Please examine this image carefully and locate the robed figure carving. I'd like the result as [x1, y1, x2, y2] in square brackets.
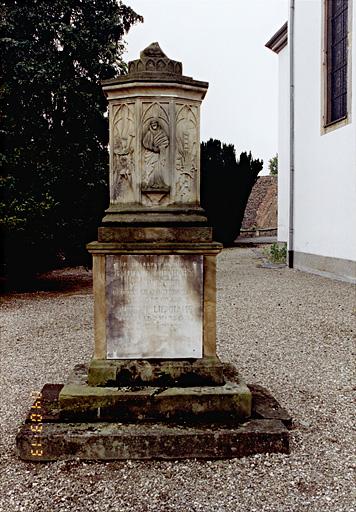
[142, 119, 169, 189]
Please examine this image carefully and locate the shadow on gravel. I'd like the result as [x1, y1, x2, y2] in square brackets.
[0, 267, 93, 296]
[234, 242, 259, 248]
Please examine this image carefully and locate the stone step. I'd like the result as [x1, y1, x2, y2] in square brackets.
[18, 380, 291, 461]
[58, 380, 252, 422]
[16, 419, 289, 462]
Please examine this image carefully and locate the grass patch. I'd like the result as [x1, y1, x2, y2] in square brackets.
[263, 243, 287, 264]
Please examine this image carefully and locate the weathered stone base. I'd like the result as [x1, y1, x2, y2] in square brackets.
[59, 381, 252, 423]
[17, 419, 289, 462]
[88, 357, 225, 387]
[60, 363, 251, 422]
[16, 377, 292, 462]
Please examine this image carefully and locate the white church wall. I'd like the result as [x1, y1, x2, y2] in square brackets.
[293, 0, 356, 279]
[277, 44, 290, 243]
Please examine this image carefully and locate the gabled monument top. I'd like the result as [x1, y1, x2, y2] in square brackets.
[102, 42, 208, 88]
[130, 41, 183, 76]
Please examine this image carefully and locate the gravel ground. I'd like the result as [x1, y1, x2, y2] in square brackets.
[0, 248, 355, 512]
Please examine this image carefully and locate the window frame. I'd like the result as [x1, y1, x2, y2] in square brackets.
[321, 0, 353, 134]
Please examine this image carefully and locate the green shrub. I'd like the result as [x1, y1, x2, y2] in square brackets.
[266, 243, 287, 264]
[268, 154, 278, 176]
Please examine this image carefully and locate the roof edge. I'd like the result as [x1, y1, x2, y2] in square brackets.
[265, 22, 288, 54]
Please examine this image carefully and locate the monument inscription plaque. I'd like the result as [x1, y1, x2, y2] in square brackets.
[106, 255, 203, 359]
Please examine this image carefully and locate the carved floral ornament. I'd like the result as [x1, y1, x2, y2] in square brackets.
[175, 104, 198, 202]
[112, 103, 135, 203]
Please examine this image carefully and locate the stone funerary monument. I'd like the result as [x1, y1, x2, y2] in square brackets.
[17, 43, 290, 460]
[90, 41, 220, 365]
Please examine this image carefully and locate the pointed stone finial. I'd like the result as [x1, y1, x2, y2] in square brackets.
[140, 42, 168, 59]
[128, 42, 183, 76]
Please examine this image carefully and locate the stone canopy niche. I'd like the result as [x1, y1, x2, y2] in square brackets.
[102, 42, 209, 224]
[16, 43, 291, 462]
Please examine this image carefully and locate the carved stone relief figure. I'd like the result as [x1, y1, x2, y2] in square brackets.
[175, 104, 198, 203]
[112, 103, 135, 203]
[141, 103, 170, 194]
[142, 119, 169, 189]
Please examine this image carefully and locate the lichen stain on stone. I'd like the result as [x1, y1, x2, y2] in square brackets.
[180, 254, 203, 323]
[105, 254, 203, 359]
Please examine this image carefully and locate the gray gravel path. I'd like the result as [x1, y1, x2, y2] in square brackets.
[0, 248, 355, 512]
